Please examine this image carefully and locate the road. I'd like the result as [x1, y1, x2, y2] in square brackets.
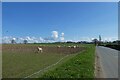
[96, 46, 118, 78]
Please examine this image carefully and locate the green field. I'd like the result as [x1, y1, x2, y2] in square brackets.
[2, 43, 95, 78]
[40, 44, 95, 78]
[3, 52, 66, 78]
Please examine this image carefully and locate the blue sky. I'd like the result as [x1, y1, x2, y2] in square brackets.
[2, 2, 118, 43]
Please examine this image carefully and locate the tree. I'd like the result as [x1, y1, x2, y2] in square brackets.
[92, 39, 98, 46]
[11, 39, 16, 44]
[98, 35, 102, 45]
[23, 40, 28, 44]
[99, 35, 101, 42]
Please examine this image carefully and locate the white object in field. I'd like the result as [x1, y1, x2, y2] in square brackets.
[37, 47, 43, 53]
[68, 46, 71, 48]
[73, 46, 76, 48]
[57, 45, 61, 48]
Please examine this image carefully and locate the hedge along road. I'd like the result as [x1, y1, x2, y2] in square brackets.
[96, 46, 118, 78]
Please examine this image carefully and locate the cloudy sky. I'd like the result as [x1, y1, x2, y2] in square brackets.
[2, 2, 118, 43]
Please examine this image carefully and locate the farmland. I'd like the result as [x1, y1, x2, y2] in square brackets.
[2, 43, 95, 78]
[40, 44, 95, 78]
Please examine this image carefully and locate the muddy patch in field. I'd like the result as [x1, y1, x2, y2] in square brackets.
[2, 44, 85, 54]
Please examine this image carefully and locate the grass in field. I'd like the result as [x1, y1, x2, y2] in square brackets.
[2, 43, 95, 78]
[29, 53, 79, 78]
[2, 43, 82, 78]
[2, 52, 66, 78]
[40, 44, 95, 78]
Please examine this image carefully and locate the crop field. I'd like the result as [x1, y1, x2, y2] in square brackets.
[2, 43, 85, 78]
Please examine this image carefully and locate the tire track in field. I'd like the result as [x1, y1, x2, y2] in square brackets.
[22, 54, 69, 79]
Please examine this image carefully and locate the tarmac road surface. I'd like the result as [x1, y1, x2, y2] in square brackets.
[96, 46, 118, 78]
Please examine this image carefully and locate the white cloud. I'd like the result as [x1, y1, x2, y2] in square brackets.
[2, 36, 36, 43]
[79, 37, 118, 42]
[2, 31, 66, 43]
[60, 37, 64, 41]
[24, 36, 39, 43]
[2, 36, 12, 43]
[39, 37, 45, 43]
[61, 32, 64, 37]
[12, 38, 16, 40]
[26, 36, 32, 41]
[51, 31, 58, 40]
[65, 39, 73, 42]
[2, 35, 118, 44]
[60, 32, 65, 41]
[16, 37, 23, 43]
[80, 37, 92, 42]
[19, 38, 24, 40]
[102, 37, 118, 42]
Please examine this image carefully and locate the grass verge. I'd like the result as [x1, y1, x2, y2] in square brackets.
[40, 44, 95, 78]
[29, 53, 79, 78]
